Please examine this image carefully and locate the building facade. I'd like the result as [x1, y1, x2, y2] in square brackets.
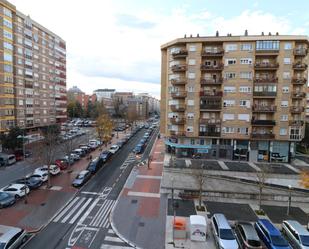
[93, 88, 115, 101]
[0, 0, 66, 132]
[161, 34, 309, 162]
[67, 86, 96, 109]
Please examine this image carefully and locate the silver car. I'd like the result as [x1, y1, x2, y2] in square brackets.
[282, 220, 309, 249]
[0, 225, 27, 249]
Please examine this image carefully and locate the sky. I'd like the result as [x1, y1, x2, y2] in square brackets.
[9, 0, 309, 99]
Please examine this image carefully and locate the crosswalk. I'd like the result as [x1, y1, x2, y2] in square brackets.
[53, 197, 115, 228]
[120, 153, 136, 170]
[100, 228, 132, 249]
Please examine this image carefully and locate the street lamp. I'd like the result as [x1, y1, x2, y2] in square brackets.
[287, 185, 292, 215]
[17, 133, 28, 204]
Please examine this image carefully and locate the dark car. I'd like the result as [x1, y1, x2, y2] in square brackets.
[72, 170, 91, 187]
[15, 177, 43, 190]
[133, 143, 145, 154]
[117, 141, 125, 148]
[0, 192, 16, 208]
[235, 221, 263, 249]
[140, 138, 147, 145]
[87, 157, 103, 174]
[99, 151, 112, 162]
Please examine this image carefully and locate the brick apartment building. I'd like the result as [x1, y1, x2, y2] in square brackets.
[67, 86, 96, 109]
[160, 33, 308, 162]
[0, 0, 66, 132]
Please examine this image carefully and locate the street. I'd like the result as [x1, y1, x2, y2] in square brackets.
[23, 127, 158, 249]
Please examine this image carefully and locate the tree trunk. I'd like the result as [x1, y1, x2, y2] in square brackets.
[259, 184, 262, 211]
[47, 164, 51, 188]
[199, 184, 202, 208]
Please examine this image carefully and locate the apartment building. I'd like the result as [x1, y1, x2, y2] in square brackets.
[0, 0, 66, 132]
[67, 86, 96, 109]
[161, 33, 309, 162]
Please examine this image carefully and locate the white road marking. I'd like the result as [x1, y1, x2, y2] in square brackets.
[136, 175, 162, 179]
[69, 198, 93, 224]
[104, 236, 124, 243]
[81, 191, 99, 195]
[62, 197, 86, 223]
[94, 200, 114, 227]
[99, 201, 115, 228]
[78, 198, 100, 224]
[127, 191, 160, 198]
[53, 197, 80, 222]
[90, 200, 112, 227]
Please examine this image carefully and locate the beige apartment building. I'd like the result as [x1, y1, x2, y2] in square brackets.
[0, 0, 66, 132]
[160, 33, 308, 162]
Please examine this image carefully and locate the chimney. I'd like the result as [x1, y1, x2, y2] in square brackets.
[216, 30, 219, 37]
[197, 33, 199, 37]
[268, 32, 271, 35]
[244, 30, 248, 36]
[261, 32, 264, 36]
[184, 34, 186, 38]
[276, 32, 279, 35]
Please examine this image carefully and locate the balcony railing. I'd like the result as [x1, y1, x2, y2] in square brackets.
[252, 105, 277, 112]
[171, 78, 187, 85]
[200, 103, 222, 110]
[292, 77, 307, 85]
[291, 92, 306, 99]
[170, 130, 185, 136]
[254, 62, 279, 70]
[255, 49, 279, 54]
[199, 119, 221, 125]
[253, 77, 278, 83]
[200, 78, 223, 85]
[294, 48, 307, 56]
[251, 133, 275, 139]
[293, 62, 308, 70]
[169, 117, 185, 125]
[201, 49, 224, 57]
[171, 91, 187, 98]
[200, 91, 223, 97]
[200, 63, 224, 71]
[199, 131, 221, 137]
[251, 119, 276, 126]
[171, 49, 188, 58]
[170, 105, 185, 112]
[171, 65, 187, 72]
[290, 106, 305, 113]
[253, 91, 277, 97]
[289, 120, 304, 126]
[290, 134, 303, 141]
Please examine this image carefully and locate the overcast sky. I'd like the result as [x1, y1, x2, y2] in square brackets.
[10, 0, 309, 99]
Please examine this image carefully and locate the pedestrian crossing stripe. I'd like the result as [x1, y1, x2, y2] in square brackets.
[100, 229, 132, 248]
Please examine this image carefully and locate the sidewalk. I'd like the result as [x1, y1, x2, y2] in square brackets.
[111, 137, 167, 249]
[0, 131, 127, 232]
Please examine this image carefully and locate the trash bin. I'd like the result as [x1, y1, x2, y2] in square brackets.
[173, 217, 186, 239]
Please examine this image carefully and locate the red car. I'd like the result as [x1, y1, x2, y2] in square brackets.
[55, 159, 69, 170]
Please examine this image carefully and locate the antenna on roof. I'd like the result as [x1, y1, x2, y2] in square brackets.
[261, 32, 264, 36]
[276, 32, 279, 35]
[190, 34, 192, 38]
[245, 30, 248, 36]
[269, 32, 272, 35]
[216, 30, 219, 37]
[197, 33, 199, 37]
[184, 34, 186, 38]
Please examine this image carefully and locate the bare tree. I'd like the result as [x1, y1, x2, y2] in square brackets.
[256, 166, 269, 212]
[193, 163, 207, 210]
[60, 130, 78, 166]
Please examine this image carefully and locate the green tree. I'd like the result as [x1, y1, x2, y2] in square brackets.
[67, 100, 84, 118]
[96, 114, 113, 145]
[0, 127, 24, 152]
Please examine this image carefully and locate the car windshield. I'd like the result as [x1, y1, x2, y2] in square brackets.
[76, 175, 84, 180]
[300, 235, 309, 246]
[0, 192, 9, 198]
[271, 235, 289, 247]
[220, 229, 235, 240]
[0, 242, 6, 249]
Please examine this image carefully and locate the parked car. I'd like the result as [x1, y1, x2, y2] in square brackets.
[0, 192, 16, 208]
[30, 171, 48, 182]
[87, 157, 103, 174]
[79, 144, 91, 153]
[15, 177, 42, 190]
[117, 141, 125, 148]
[13, 150, 32, 161]
[70, 153, 80, 161]
[255, 219, 291, 249]
[0, 225, 28, 249]
[282, 220, 309, 249]
[34, 165, 60, 176]
[235, 221, 263, 249]
[133, 143, 145, 154]
[0, 184, 30, 199]
[72, 170, 91, 187]
[99, 151, 112, 162]
[7, 154, 16, 165]
[72, 148, 86, 157]
[211, 213, 239, 249]
[109, 145, 120, 154]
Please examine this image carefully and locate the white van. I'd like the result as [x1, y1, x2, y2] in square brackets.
[7, 155, 16, 165]
[0, 224, 28, 249]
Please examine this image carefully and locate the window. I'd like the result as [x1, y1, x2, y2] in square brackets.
[187, 113, 194, 119]
[239, 86, 251, 93]
[239, 100, 250, 107]
[240, 58, 252, 64]
[280, 128, 287, 135]
[187, 126, 193, 132]
[223, 114, 235, 121]
[187, 100, 194, 106]
[240, 72, 252, 79]
[284, 58, 291, 64]
[281, 101, 288, 107]
[3, 18, 12, 29]
[19, 100, 23, 106]
[223, 100, 235, 107]
[4, 64, 13, 73]
[238, 114, 250, 121]
[170, 47, 180, 54]
[241, 43, 253, 51]
[3, 53, 12, 62]
[283, 72, 291, 79]
[188, 86, 194, 92]
[17, 48, 23, 54]
[3, 30, 13, 40]
[225, 58, 236, 65]
[224, 72, 236, 79]
[222, 127, 235, 133]
[224, 86, 236, 93]
[256, 40, 280, 50]
[281, 115, 288, 121]
[189, 45, 196, 52]
[238, 127, 249, 135]
[3, 42, 13, 50]
[282, 86, 289, 93]
[284, 43, 292, 50]
[225, 44, 237, 52]
[17, 58, 23, 64]
[188, 59, 196, 65]
[188, 72, 195, 79]
[3, 8, 12, 18]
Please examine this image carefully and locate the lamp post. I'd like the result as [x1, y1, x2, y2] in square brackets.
[17, 133, 28, 204]
[171, 176, 175, 246]
[287, 185, 292, 215]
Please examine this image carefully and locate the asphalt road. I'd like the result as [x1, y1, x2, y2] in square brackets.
[24, 127, 158, 249]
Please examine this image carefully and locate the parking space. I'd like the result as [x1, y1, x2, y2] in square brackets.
[261, 205, 309, 225]
[255, 163, 298, 174]
[205, 201, 258, 222]
[224, 161, 256, 172]
[167, 199, 196, 217]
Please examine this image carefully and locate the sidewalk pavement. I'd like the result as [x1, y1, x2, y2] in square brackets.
[111, 137, 167, 249]
[0, 130, 128, 232]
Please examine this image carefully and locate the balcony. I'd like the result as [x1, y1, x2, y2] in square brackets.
[171, 78, 187, 85]
[252, 105, 277, 112]
[200, 91, 223, 98]
[294, 48, 307, 56]
[254, 62, 279, 70]
[289, 120, 304, 126]
[293, 62, 308, 70]
[291, 92, 306, 99]
[290, 106, 305, 113]
[170, 105, 185, 112]
[171, 91, 187, 99]
[25, 83, 33, 88]
[253, 91, 277, 97]
[200, 78, 223, 85]
[253, 77, 278, 83]
[169, 117, 185, 125]
[292, 77, 307, 85]
[171, 65, 187, 72]
[290, 134, 303, 141]
[255, 49, 279, 55]
[170, 130, 185, 136]
[199, 131, 221, 137]
[200, 63, 224, 71]
[171, 49, 188, 58]
[199, 119, 221, 125]
[251, 119, 276, 126]
[251, 133, 275, 139]
[201, 49, 224, 57]
[200, 103, 222, 111]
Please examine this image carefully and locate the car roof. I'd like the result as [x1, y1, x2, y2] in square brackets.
[284, 220, 309, 236]
[237, 222, 260, 240]
[258, 219, 280, 236]
[0, 225, 23, 243]
[213, 213, 230, 229]
[6, 183, 24, 188]
[79, 170, 89, 175]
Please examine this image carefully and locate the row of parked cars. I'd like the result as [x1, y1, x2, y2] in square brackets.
[133, 124, 156, 154]
[211, 213, 309, 249]
[59, 128, 86, 141]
